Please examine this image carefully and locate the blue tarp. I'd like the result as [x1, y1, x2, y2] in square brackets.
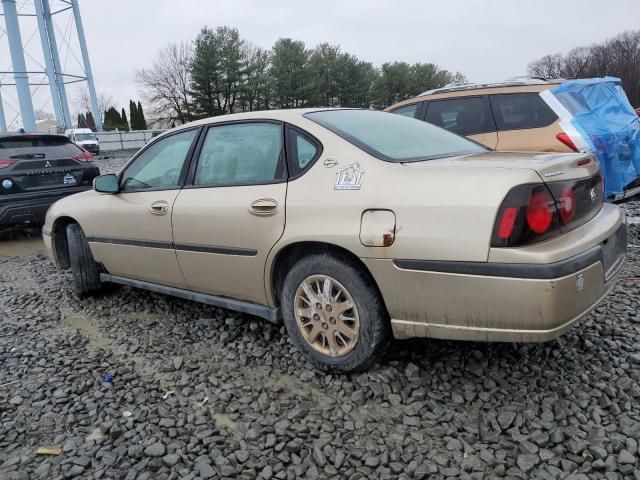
[550, 77, 640, 197]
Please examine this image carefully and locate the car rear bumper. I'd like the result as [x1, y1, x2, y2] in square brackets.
[363, 216, 627, 343]
[0, 187, 90, 227]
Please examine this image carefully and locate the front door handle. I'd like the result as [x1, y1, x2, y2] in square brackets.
[249, 198, 278, 216]
[149, 200, 169, 215]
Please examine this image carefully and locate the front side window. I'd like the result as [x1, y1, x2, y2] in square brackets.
[390, 103, 420, 118]
[194, 123, 285, 186]
[120, 129, 197, 191]
[306, 109, 485, 162]
[425, 97, 495, 136]
[490, 93, 558, 131]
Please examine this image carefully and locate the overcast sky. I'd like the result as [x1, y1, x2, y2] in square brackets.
[2, 0, 640, 126]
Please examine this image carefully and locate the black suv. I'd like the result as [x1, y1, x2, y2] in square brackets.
[0, 133, 100, 228]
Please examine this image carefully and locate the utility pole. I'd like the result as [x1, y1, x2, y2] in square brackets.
[2, 0, 36, 131]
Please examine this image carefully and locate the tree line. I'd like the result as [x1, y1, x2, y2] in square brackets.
[528, 30, 640, 107]
[136, 26, 466, 124]
[77, 100, 148, 131]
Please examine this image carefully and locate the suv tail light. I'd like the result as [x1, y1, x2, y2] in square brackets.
[0, 159, 15, 169]
[556, 133, 579, 152]
[492, 174, 604, 247]
[73, 149, 93, 162]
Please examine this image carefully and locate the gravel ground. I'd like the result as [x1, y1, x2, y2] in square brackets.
[0, 156, 639, 479]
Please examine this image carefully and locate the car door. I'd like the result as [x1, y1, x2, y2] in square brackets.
[172, 121, 287, 305]
[423, 96, 498, 149]
[87, 128, 199, 288]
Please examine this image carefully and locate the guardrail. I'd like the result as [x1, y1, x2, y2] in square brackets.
[95, 129, 167, 152]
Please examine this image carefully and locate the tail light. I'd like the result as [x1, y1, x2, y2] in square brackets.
[556, 133, 579, 152]
[73, 149, 93, 162]
[492, 174, 603, 247]
[0, 159, 15, 169]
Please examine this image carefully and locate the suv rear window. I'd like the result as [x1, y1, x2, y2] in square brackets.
[490, 93, 558, 131]
[305, 109, 486, 162]
[0, 135, 83, 158]
[425, 96, 495, 136]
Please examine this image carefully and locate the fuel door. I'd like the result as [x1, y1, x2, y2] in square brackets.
[360, 209, 396, 247]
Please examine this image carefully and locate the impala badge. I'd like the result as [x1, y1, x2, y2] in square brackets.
[589, 188, 596, 201]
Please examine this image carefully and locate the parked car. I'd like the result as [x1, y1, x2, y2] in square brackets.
[65, 128, 100, 155]
[0, 132, 98, 228]
[386, 77, 640, 200]
[43, 109, 626, 372]
[386, 78, 569, 152]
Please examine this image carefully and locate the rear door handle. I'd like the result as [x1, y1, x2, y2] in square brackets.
[149, 200, 169, 215]
[249, 198, 278, 216]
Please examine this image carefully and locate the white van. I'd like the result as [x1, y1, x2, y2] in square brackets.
[65, 128, 100, 155]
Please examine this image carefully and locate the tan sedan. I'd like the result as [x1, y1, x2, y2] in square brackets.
[42, 109, 627, 372]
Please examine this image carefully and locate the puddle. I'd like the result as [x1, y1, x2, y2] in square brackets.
[0, 236, 44, 257]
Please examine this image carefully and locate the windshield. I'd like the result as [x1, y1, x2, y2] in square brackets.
[75, 133, 96, 141]
[305, 109, 486, 162]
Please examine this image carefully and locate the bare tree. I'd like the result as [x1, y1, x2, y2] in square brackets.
[136, 41, 193, 124]
[74, 88, 114, 121]
[528, 30, 640, 106]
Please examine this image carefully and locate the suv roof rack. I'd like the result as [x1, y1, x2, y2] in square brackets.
[418, 76, 563, 97]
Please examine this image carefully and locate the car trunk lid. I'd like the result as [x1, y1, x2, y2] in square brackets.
[411, 151, 599, 182]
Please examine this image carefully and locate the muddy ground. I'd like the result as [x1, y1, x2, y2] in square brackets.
[0, 156, 639, 479]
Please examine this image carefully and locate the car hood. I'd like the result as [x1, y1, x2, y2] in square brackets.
[405, 151, 599, 182]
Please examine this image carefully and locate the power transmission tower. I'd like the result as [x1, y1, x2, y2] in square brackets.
[0, 0, 102, 133]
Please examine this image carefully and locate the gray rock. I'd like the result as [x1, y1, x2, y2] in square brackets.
[516, 453, 539, 473]
[162, 454, 180, 467]
[497, 410, 517, 430]
[144, 442, 166, 457]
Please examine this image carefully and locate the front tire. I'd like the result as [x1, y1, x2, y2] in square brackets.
[66, 223, 102, 298]
[281, 253, 390, 373]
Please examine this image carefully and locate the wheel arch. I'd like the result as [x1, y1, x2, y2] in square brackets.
[268, 241, 388, 312]
[51, 215, 79, 269]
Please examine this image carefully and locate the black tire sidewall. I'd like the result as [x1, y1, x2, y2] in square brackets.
[281, 254, 388, 373]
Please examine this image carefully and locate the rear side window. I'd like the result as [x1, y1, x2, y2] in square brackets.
[286, 127, 321, 177]
[490, 93, 558, 131]
[390, 103, 420, 118]
[425, 97, 495, 136]
[194, 122, 285, 186]
[0, 135, 82, 158]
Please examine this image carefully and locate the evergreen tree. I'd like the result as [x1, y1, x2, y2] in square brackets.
[77, 113, 87, 128]
[86, 111, 96, 131]
[129, 100, 138, 129]
[121, 108, 129, 131]
[190, 26, 246, 117]
[270, 38, 310, 108]
[137, 101, 147, 129]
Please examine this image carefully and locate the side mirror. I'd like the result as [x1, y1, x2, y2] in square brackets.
[94, 174, 119, 193]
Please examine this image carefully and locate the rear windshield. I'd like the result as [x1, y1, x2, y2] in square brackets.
[0, 135, 82, 158]
[305, 109, 486, 162]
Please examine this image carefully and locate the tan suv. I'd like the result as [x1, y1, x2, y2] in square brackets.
[43, 109, 626, 372]
[385, 78, 580, 153]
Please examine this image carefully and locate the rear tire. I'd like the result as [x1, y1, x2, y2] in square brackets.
[281, 253, 390, 373]
[66, 223, 102, 298]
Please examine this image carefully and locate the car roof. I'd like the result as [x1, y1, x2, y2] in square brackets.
[0, 132, 67, 139]
[417, 77, 563, 97]
[160, 107, 361, 138]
